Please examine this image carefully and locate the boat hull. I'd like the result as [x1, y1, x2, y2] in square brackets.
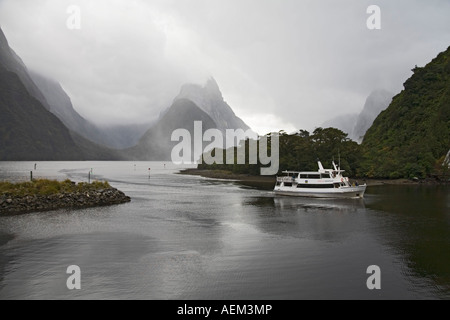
[274, 185, 367, 199]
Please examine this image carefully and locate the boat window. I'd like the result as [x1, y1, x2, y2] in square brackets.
[307, 174, 321, 179]
[297, 184, 334, 189]
[283, 182, 293, 187]
[300, 174, 307, 179]
[320, 173, 330, 179]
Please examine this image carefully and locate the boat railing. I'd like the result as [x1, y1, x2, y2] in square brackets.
[277, 176, 294, 182]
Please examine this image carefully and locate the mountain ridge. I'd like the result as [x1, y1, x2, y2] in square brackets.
[0, 27, 122, 160]
[126, 98, 218, 161]
[361, 46, 450, 178]
[0, 64, 82, 160]
[322, 89, 394, 143]
[174, 78, 251, 133]
[29, 70, 151, 149]
[352, 89, 394, 143]
[0, 28, 49, 109]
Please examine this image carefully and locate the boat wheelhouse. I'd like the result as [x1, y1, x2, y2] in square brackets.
[274, 161, 367, 198]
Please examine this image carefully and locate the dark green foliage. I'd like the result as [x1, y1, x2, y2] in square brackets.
[361, 46, 450, 179]
[200, 47, 450, 179]
[198, 128, 361, 176]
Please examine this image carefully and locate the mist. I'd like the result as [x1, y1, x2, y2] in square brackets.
[0, 0, 449, 134]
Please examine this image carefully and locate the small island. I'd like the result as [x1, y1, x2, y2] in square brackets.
[0, 179, 131, 216]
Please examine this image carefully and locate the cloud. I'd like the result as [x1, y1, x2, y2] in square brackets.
[0, 0, 449, 134]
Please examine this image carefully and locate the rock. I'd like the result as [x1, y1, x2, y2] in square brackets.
[1, 186, 130, 215]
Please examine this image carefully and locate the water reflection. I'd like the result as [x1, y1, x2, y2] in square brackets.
[0, 232, 160, 299]
[366, 185, 450, 298]
[239, 195, 368, 243]
[0, 232, 15, 290]
[1, 161, 449, 299]
[272, 196, 365, 212]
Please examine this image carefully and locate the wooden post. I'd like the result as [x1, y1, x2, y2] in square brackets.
[88, 171, 91, 184]
[30, 171, 33, 181]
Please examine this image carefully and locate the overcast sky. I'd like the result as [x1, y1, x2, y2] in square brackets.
[0, 0, 449, 134]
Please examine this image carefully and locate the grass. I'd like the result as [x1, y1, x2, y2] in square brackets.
[0, 179, 111, 197]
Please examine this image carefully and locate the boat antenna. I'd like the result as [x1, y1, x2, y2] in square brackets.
[338, 149, 341, 170]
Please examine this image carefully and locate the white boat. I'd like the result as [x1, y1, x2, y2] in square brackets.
[274, 161, 367, 198]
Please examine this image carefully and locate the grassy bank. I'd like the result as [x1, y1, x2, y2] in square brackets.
[0, 179, 130, 216]
[0, 179, 111, 196]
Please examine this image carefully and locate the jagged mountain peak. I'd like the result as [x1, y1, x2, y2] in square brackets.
[177, 77, 224, 114]
[204, 77, 221, 95]
[175, 78, 250, 132]
[179, 77, 222, 98]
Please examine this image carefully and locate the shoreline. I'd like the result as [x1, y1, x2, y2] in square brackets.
[178, 169, 442, 187]
[0, 182, 131, 216]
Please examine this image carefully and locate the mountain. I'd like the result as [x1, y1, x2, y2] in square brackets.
[351, 90, 394, 143]
[0, 64, 82, 160]
[126, 99, 217, 161]
[29, 71, 150, 149]
[361, 46, 450, 179]
[174, 78, 251, 133]
[127, 79, 254, 161]
[0, 27, 120, 160]
[1, 27, 250, 161]
[0, 28, 49, 109]
[322, 113, 358, 138]
[322, 90, 394, 143]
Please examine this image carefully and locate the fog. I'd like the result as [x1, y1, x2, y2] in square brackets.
[0, 0, 449, 134]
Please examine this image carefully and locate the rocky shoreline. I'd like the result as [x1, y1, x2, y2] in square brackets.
[0, 187, 131, 216]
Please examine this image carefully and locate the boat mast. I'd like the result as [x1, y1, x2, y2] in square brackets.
[338, 149, 341, 170]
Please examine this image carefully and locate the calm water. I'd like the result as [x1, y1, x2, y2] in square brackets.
[0, 161, 449, 300]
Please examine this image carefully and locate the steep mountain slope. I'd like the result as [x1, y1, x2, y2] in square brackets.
[28, 71, 100, 135]
[0, 64, 82, 160]
[321, 90, 394, 143]
[29, 71, 150, 149]
[351, 90, 394, 143]
[322, 113, 358, 137]
[0, 28, 49, 109]
[174, 78, 251, 132]
[0, 27, 121, 160]
[126, 99, 217, 161]
[361, 46, 450, 178]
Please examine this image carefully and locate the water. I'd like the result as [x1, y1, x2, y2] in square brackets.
[0, 161, 449, 300]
